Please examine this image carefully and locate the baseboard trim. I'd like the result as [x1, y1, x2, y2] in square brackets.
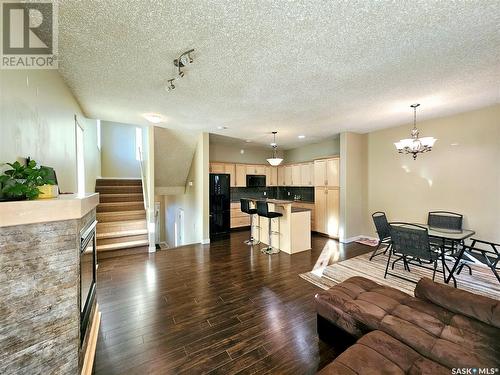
[201, 238, 210, 244]
[81, 304, 101, 375]
[340, 235, 378, 244]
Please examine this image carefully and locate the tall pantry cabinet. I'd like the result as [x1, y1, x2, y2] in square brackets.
[313, 157, 340, 237]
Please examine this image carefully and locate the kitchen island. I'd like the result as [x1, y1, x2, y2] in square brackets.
[246, 198, 311, 254]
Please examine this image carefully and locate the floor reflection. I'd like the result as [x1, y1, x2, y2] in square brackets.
[312, 239, 343, 276]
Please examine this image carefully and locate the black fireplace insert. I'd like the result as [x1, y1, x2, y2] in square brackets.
[80, 220, 97, 344]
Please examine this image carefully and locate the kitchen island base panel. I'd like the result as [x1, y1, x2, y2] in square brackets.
[250, 199, 311, 254]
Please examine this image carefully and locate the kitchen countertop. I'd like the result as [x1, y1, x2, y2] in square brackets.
[233, 198, 314, 204]
[0, 193, 99, 227]
[291, 207, 312, 213]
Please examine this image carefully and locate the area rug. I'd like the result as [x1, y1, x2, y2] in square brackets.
[355, 238, 379, 247]
[300, 252, 500, 300]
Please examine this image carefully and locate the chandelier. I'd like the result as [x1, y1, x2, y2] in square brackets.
[267, 131, 283, 166]
[394, 104, 437, 160]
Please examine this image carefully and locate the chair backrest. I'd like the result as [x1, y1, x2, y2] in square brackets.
[427, 211, 463, 230]
[240, 199, 250, 214]
[372, 212, 391, 240]
[390, 223, 433, 261]
[256, 201, 269, 217]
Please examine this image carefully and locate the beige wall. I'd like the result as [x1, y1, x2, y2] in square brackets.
[367, 104, 500, 242]
[339, 132, 368, 242]
[81, 117, 101, 192]
[154, 127, 199, 190]
[100, 121, 141, 178]
[0, 70, 100, 193]
[163, 133, 209, 247]
[210, 135, 339, 165]
[284, 136, 340, 163]
[209, 138, 283, 164]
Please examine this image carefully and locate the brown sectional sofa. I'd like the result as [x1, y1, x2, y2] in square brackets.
[315, 276, 500, 374]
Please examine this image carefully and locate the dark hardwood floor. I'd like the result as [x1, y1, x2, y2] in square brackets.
[94, 231, 371, 374]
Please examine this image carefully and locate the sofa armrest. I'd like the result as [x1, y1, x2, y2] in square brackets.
[414, 277, 500, 328]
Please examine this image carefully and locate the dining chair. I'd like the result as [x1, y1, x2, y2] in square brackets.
[369, 211, 392, 260]
[427, 211, 463, 231]
[452, 238, 499, 284]
[427, 211, 470, 274]
[384, 222, 455, 286]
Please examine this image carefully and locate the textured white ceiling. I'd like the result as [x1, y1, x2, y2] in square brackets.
[58, 1, 500, 149]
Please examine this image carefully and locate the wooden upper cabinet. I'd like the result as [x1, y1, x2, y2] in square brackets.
[266, 166, 278, 186]
[209, 162, 225, 174]
[284, 166, 293, 186]
[314, 160, 327, 186]
[314, 158, 339, 187]
[326, 158, 339, 187]
[246, 165, 256, 175]
[235, 164, 247, 187]
[300, 163, 314, 186]
[271, 167, 278, 186]
[308, 162, 315, 186]
[255, 165, 266, 175]
[246, 164, 266, 175]
[224, 164, 236, 187]
[291, 164, 301, 186]
[278, 166, 285, 186]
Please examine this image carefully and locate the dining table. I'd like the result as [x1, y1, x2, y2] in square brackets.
[419, 224, 476, 285]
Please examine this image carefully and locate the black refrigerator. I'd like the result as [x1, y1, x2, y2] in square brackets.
[209, 173, 231, 239]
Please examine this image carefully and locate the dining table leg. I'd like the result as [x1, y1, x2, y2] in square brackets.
[445, 244, 465, 286]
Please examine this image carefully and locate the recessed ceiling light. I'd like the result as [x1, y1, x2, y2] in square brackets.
[245, 139, 252, 143]
[142, 113, 165, 124]
[217, 126, 228, 130]
[298, 135, 306, 139]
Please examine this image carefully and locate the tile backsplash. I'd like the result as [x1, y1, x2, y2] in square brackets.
[231, 187, 314, 203]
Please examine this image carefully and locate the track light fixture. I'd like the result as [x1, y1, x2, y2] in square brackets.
[174, 49, 195, 77]
[166, 49, 195, 92]
[166, 79, 175, 91]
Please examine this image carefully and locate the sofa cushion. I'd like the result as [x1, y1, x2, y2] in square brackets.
[415, 277, 500, 328]
[317, 331, 449, 375]
[315, 276, 500, 369]
[315, 276, 412, 337]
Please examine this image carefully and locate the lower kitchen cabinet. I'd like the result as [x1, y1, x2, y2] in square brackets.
[230, 202, 250, 228]
[314, 187, 339, 237]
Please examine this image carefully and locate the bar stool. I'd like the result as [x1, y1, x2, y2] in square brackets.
[256, 201, 283, 255]
[240, 199, 260, 245]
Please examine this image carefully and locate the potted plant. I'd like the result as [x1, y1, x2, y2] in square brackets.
[0, 160, 56, 201]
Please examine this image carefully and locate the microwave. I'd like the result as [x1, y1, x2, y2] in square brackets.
[246, 175, 266, 187]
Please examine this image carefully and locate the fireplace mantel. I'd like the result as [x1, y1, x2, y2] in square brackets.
[0, 193, 99, 227]
[0, 193, 100, 374]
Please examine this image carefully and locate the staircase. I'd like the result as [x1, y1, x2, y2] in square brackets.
[95, 179, 149, 258]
